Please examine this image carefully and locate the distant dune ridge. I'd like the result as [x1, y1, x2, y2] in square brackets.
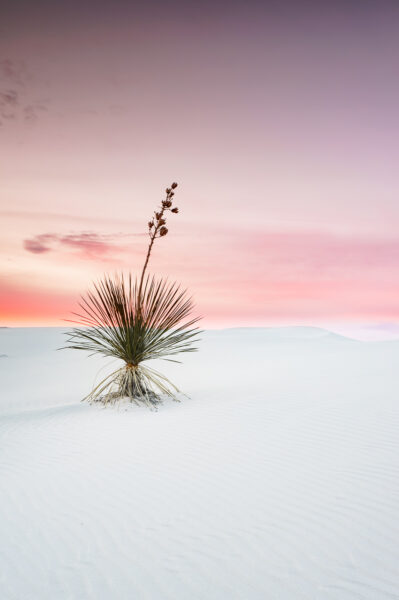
[1, 326, 399, 599]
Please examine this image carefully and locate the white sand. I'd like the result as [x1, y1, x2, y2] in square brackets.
[1, 327, 399, 599]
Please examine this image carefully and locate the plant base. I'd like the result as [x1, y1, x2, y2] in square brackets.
[84, 363, 183, 408]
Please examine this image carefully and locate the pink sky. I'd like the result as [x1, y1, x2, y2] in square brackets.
[1, 2, 399, 328]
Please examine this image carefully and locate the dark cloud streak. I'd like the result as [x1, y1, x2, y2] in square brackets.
[23, 236, 52, 254]
[0, 59, 48, 126]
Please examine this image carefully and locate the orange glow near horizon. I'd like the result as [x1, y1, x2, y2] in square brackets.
[2, 227, 399, 327]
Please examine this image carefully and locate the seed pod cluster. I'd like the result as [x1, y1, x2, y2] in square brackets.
[147, 182, 179, 239]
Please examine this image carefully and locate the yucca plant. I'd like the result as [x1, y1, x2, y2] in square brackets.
[65, 183, 201, 407]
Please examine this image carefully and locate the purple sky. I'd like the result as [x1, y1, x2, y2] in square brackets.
[1, 1, 399, 331]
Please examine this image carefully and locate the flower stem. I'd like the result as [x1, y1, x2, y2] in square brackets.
[137, 182, 178, 316]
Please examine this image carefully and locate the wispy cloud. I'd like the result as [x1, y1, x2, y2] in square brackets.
[23, 231, 132, 260]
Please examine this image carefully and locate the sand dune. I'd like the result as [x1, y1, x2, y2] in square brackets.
[1, 328, 399, 599]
